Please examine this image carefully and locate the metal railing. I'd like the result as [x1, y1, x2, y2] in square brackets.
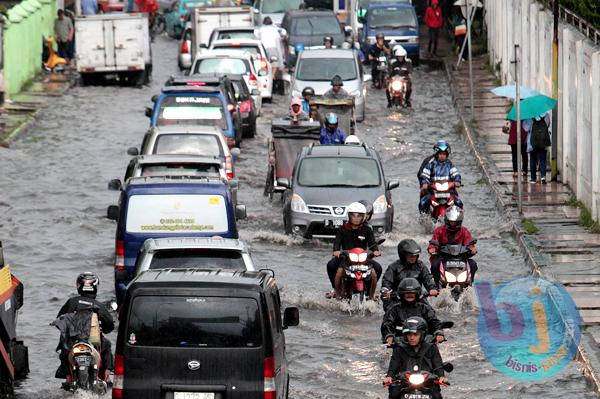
[539, 0, 600, 45]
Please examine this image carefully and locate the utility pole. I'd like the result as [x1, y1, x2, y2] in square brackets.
[551, 0, 559, 180]
[466, 0, 474, 117]
[513, 45, 523, 213]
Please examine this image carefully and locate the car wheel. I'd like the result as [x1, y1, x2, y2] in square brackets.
[413, 54, 420, 67]
[246, 121, 256, 138]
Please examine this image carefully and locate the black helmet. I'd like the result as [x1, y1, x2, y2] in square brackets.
[302, 86, 315, 97]
[77, 272, 99, 297]
[376, 32, 385, 40]
[358, 200, 374, 221]
[433, 140, 451, 156]
[397, 277, 421, 297]
[323, 36, 333, 45]
[324, 112, 338, 133]
[263, 16, 273, 25]
[397, 239, 421, 263]
[330, 75, 344, 87]
[444, 205, 464, 232]
[402, 316, 428, 337]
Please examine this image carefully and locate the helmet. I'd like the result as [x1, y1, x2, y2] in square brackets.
[77, 272, 99, 297]
[302, 86, 315, 97]
[397, 277, 421, 297]
[444, 205, 464, 232]
[376, 32, 385, 40]
[341, 42, 351, 49]
[397, 239, 421, 262]
[433, 140, 451, 156]
[324, 112, 338, 133]
[347, 202, 367, 216]
[357, 199, 373, 221]
[402, 316, 428, 336]
[290, 97, 303, 117]
[344, 135, 361, 145]
[331, 75, 344, 86]
[394, 45, 407, 57]
[323, 36, 333, 44]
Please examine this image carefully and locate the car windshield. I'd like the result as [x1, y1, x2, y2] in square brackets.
[296, 57, 357, 81]
[292, 16, 342, 36]
[263, 0, 303, 13]
[157, 96, 227, 129]
[212, 45, 261, 57]
[368, 7, 416, 29]
[297, 157, 381, 187]
[217, 31, 256, 41]
[148, 249, 245, 270]
[193, 57, 250, 75]
[127, 296, 263, 347]
[154, 134, 223, 157]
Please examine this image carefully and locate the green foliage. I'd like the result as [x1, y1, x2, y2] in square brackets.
[560, 0, 600, 30]
[522, 218, 540, 235]
[563, 196, 600, 233]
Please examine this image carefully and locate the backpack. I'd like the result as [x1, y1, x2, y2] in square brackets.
[531, 118, 551, 151]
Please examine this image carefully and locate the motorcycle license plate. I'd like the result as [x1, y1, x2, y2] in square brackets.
[435, 192, 450, 198]
[75, 356, 91, 366]
[446, 260, 465, 268]
[403, 394, 431, 399]
[174, 393, 214, 399]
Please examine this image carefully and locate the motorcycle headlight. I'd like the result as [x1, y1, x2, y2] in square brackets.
[358, 253, 368, 262]
[290, 194, 308, 213]
[445, 272, 457, 283]
[408, 373, 425, 385]
[457, 270, 468, 282]
[373, 195, 387, 214]
[349, 253, 359, 262]
[391, 80, 402, 91]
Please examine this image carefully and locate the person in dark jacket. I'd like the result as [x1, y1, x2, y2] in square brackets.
[55, 272, 114, 381]
[419, 140, 463, 213]
[382, 239, 438, 310]
[502, 119, 528, 178]
[319, 112, 347, 145]
[383, 317, 448, 399]
[381, 278, 444, 345]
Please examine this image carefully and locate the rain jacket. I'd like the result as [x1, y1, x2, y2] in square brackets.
[386, 340, 445, 378]
[381, 300, 443, 340]
[427, 225, 474, 254]
[425, 5, 443, 29]
[333, 222, 378, 252]
[382, 259, 436, 293]
[419, 159, 461, 186]
[57, 296, 115, 334]
[320, 128, 347, 145]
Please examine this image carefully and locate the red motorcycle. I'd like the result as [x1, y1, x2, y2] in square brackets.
[429, 181, 456, 220]
[339, 239, 384, 303]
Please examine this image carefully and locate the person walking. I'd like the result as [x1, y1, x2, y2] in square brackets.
[424, 0, 443, 56]
[502, 119, 528, 179]
[54, 10, 74, 63]
[524, 111, 552, 184]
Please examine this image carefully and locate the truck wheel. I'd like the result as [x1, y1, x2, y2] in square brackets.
[11, 341, 28, 378]
[134, 70, 148, 87]
[81, 74, 94, 86]
[245, 122, 256, 139]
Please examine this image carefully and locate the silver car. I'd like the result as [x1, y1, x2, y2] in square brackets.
[286, 48, 371, 121]
[253, 0, 304, 26]
[133, 237, 256, 278]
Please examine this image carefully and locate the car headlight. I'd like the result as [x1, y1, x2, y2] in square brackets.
[408, 373, 425, 385]
[445, 272, 457, 283]
[373, 195, 387, 214]
[349, 89, 361, 97]
[408, 36, 419, 43]
[457, 270, 468, 282]
[290, 194, 308, 213]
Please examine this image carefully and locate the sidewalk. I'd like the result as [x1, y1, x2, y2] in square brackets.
[444, 51, 600, 392]
[0, 70, 78, 145]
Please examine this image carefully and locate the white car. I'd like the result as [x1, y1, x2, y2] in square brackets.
[208, 39, 274, 101]
[191, 50, 263, 115]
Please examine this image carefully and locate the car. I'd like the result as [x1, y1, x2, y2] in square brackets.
[146, 84, 243, 148]
[190, 50, 263, 115]
[106, 176, 247, 303]
[165, 0, 209, 39]
[97, 0, 125, 13]
[253, 0, 304, 26]
[281, 9, 346, 67]
[287, 48, 370, 121]
[178, 22, 192, 70]
[127, 125, 239, 179]
[112, 269, 299, 399]
[206, 25, 257, 48]
[133, 237, 256, 278]
[359, 3, 420, 64]
[225, 74, 259, 137]
[280, 144, 399, 238]
[208, 39, 274, 101]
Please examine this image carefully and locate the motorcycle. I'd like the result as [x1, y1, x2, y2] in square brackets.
[431, 239, 477, 301]
[385, 363, 453, 399]
[338, 239, 385, 303]
[429, 181, 457, 221]
[375, 56, 389, 89]
[388, 67, 410, 108]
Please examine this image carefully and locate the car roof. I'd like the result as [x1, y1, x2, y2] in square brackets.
[211, 39, 264, 48]
[149, 125, 223, 135]
[125, 176, 231, 190]
[286, 9, 336, 17]
[301, 144, 374, 158]
[300, 48, 354, 59]
[190, 72, 245, 81]
[130, 269, 273, 289]
[197, 50, 255, 60]
[161, 85, 223, 94]
[213, 26, 255, 32]
[142, 237, 248, 252]
[368, 2, 414, 8]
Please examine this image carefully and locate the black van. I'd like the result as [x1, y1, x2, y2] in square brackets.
[113, 269, 299, 399]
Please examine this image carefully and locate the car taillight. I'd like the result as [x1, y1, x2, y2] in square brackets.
[115, 240, 124, 271]
[249, 74, 257, 86]
[225, 155, 234, 179]
[264, 357, 276, 399]
[240, 99, 252, 113]
[227, 104, 235, 112]
[112, 354, 124, 398]
[180, 40, 189, 54]
[260, 58, 268, 70]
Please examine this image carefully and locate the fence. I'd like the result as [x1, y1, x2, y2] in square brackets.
[3, 0, 56, 97]
[485, 0, 600, 222]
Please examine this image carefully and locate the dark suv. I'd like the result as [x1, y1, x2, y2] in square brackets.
[113, 269, 299, 399]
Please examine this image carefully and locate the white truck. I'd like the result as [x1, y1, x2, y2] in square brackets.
[190, 6, 254, 59]
[75, 13, 152, 86]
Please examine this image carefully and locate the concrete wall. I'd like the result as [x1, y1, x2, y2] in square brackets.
[485, 0, 600, 221]
[3, 0, 56, 97]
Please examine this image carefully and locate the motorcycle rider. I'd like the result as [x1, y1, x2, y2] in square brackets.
[323, 36, 334, 48]
[386, 45, 413, 108]
[381, 239, 438, 310]
[428, 206, 478, 287]
[324, 75, 349, 99]
[326, 202, 381, 300]
[319, 113, 347, 144]
[368, 32, 391, 87]
[383, 317, 448, 399]
[55, 272, 114, 382]
[301, 86, 315, 115]
[357, 199, 373, 223]
[419, 140, 463, 214]
[288, 97, 309, 121]
[381, 278, 445, 345]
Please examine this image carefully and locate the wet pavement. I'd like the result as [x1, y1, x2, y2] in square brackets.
[0, 36, 596, 398]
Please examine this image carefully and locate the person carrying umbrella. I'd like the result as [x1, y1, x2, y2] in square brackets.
[523, 111, 552, 184]
[502, 116, 529, 179]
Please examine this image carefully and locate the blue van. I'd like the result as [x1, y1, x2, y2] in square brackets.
[146, 85, 241, 148]
[360, 3, 420, 64]
[106, 177, 247, 304]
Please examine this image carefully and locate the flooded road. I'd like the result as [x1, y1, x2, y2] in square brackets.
[0, 36, 595, 398]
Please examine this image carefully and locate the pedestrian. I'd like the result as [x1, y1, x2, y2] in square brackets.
[524, 112, 552, 184]
[502, 118, 528, 179]
[81, 0, 98, 15]
[424, 0, 443, 56]
[54, 10, 74, 63]
[453, 13, 467, 61]
[256, 17, 285, 91]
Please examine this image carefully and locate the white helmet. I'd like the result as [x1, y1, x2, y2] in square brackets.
[394, 45, 407, 57]
[344, 135, 361, 145]
[347, 202, 367, 215]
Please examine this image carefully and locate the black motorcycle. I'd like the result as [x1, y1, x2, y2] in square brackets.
[386, 363, 453, 399]
[431, 239, 477, 300]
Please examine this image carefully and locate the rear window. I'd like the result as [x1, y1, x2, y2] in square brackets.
[140, 162, 221, 178]
[368, 6, 416, 29]
[212, 44, 261, 57]
[154, 134, 224, 157]
[126, 194, 229, 234]
[292, 16, 342, 36]
[217, 31, 256, 41]
[193, 58, 250, 75]
[127, 296, 263, 347]
[157, 95, 227, 130]
[149, 249, 245, 270]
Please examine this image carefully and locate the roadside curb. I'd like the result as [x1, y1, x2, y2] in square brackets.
[442, 59, 600, 394]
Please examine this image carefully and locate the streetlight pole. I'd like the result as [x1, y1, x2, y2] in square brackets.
[514, 44, 523, 213]
[551, 0, 559, 180]
[466, 0, 474, 117]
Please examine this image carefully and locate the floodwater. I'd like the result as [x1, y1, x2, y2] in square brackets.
[0, 36, 595, 398]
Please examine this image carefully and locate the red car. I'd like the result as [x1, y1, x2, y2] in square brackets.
[97, 0, 125, 13]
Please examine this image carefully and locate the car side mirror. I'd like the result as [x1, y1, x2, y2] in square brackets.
[228, 178, 240, 190]
[235, 204, 247, 220]
[270, 55, 278, 63]
[107, 205, 120, 221]
[363, 73, 372, 82]
[199, 43, 208, 49]
[278, 28, 287, 38]
[145, 107, 153, 118]
[230, 147, 241, 161]
[276, 177, 290, 188]
[251, 89, 260, 96]
[344, 25, 352, 35]
[283, 307, 299, 329]
[442, 362, 454, 373]
[108, 179, 123, 191]
[282, 74, 291, 83]
[151, 94, 158, 103]
[387, 180, 399, 190]
[127, 147, 139, 156]
[440, 321, 454, 329]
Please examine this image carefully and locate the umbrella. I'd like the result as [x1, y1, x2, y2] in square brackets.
[491, 85, 540, 99]
[453, 0, 483, 6]
[507, 94, 557, 121]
